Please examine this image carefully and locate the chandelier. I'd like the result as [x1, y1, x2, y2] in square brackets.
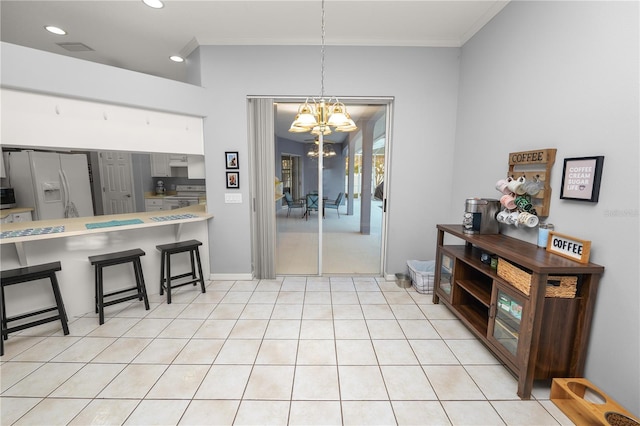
[307, 143, 337, 158]
[289, 0, 357, 136]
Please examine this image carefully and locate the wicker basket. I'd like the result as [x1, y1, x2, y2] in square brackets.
[497, 258, 577, 298]
[407, 260, 435, 294]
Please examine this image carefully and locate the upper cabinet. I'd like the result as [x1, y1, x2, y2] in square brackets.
[151, 154, 202, 178]
[151, 153, 171, 177]
[187, 155, 205, 179]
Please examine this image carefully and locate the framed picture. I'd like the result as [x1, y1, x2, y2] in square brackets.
[560, 156, 605, 202]
[226, 171, 239, 189]
[225, 151, 239, 169]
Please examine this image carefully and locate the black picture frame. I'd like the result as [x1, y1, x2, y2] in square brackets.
[225, 151, 239, 169]
[226, 171, 239, 189]
[560, 156, 605, 202]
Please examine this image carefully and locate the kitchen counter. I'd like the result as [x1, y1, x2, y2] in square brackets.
[0, 204, 213, 318]
[0, 204, 212, 245]
[144, 191, 177, 199]
[0, 207, 34, 219]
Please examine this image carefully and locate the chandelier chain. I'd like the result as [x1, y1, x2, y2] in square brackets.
[320, 0, 325, 98]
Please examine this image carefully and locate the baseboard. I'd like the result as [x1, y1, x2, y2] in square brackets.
[209, 273, 254, 281]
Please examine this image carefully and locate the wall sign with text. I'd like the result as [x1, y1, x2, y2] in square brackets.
[546, 231, 591, 264]
[560, 156, 604, 202]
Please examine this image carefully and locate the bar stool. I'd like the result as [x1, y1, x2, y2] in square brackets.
[88, 248, 150, 325]
[1, 261, 70, 356]
[156, 239, 206, 304]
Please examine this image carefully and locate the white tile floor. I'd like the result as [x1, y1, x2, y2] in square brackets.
[0, 276, 574, 425]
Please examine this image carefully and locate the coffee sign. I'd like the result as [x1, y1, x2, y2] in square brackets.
[546, 231, 591, 264]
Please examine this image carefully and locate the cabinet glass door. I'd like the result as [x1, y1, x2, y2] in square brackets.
[438, 252, 453, 299]
[492, 288, 523, 357]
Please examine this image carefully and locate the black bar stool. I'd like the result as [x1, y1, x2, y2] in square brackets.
[156, 239, 206, 304]
[88, 248, 150, 325]
[1, 261, 70, 356]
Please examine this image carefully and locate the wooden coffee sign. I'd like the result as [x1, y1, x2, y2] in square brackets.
[507, 148, 556, 217]
[546, 231, 591, 264]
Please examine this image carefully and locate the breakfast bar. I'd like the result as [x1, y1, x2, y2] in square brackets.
[0, 205, 213, 318]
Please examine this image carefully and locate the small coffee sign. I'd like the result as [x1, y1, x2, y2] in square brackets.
[547, 231, 591, 264]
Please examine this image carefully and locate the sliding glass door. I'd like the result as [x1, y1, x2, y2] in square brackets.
[250, 96, 391, 278]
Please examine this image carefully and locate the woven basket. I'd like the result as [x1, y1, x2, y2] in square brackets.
[497, 258, 577, 298]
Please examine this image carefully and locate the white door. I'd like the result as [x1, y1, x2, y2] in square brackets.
[60, 153, 95, 217]
[99, 151, 135, 215]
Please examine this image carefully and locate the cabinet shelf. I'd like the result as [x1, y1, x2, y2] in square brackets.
[456, 279, 491, 307]
[433, 224, 604, 399]
[457, 304, 488, 337]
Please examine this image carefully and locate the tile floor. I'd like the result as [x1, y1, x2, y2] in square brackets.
[0, 276, 574, 425]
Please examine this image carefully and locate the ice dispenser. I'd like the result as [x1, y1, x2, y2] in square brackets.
[462, 198, 500, 235]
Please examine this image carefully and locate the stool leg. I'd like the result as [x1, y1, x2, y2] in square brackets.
[132, 261, 143, 302]
[189, 250, 197, 285]
[194, 247, 206, 294]
[94, 265, 99, 314]
[97, 265, 105, 325]
[159, 251, 166, 296]
[49, 272, 70, 336]
[166, 253, 172, 304]
[133, 258, 150, 311]
[0, 283, 4, 356]
[1, 284, 7, 341]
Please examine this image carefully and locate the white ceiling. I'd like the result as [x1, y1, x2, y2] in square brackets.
[0, 0, 508, 144]
[0, 0, 509, 83]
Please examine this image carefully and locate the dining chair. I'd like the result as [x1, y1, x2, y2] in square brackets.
[284, 192, 305, 217]
[305, 194, 319, 220]
[324, 192, 344, 217]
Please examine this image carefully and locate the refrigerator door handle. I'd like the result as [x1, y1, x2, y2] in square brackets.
[59, 169, 68, 207]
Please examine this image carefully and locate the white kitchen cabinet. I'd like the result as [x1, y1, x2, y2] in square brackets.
[151, 154, 171, 177]
[188, 155, 205, 179]
[145, 198, 165, 212]
[151, 154, 189, 177]
[1, 211, 33, 223]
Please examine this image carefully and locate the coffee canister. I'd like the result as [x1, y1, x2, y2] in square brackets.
[537, 223, 554, 248]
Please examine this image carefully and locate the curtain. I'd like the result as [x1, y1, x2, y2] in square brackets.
[248, 98, 276, 279]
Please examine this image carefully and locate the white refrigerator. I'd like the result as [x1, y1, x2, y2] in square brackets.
[7, 151, 94, 220]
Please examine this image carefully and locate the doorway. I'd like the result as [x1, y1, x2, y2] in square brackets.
[99, 151, 136, 215]
[281, 154, 302, 204]
[249, 97, 391, 278]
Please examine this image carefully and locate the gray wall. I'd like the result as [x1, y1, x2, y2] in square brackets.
[197, 45, 461, 275]
[452, 1, 639, 413]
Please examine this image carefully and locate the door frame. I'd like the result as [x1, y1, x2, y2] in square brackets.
[248, 95, 393, 278]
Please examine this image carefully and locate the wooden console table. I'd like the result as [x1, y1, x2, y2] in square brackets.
[433, 224, 604, 399]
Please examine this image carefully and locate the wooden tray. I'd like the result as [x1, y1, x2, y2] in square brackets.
[551, 378, 639, 425]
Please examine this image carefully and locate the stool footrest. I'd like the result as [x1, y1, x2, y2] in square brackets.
[102, 293, 144, 308]
[4, 313, 65, 336]
[103, 286, 144, 299]
[162, 278, 200, 290]
[6, 306, 59, 323]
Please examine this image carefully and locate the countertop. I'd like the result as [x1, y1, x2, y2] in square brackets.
[0, 204, 212, 244]
[0, 207, 35, 219]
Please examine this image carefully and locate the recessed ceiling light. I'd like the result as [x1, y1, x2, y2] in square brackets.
[170, 55, 185, 63]
[45, 26, 67, 35]
[142, 0, 164, 9]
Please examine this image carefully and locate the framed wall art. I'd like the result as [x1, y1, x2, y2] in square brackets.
[560, 156, 604, 202]
[226, 171, 239, 189]
[225, 151, 239, 169]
